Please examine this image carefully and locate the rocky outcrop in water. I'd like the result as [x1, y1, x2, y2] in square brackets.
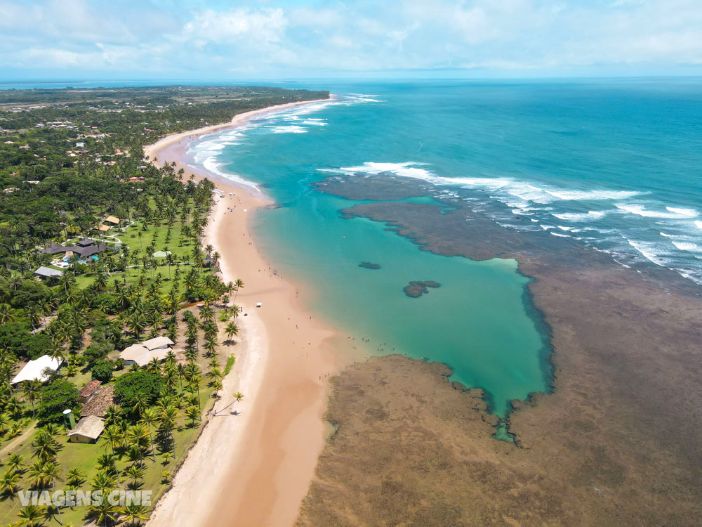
[403, 280, 441, 298]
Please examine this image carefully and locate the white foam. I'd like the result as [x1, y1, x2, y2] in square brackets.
[666, 206, 698, 218]
[672, 241, 702, 252]
[325, 162, 435, 180]
[546, 189, 641, 201]
[696, 221, 702, 230]
[627, 239, 667, 266]
[271, 125, 307, 134]
[196, 159, 260, 191]
[302, 118, 327, 126]
[616, 203, 698, 219]
[324, 162, 643, 211]
[552, 210, 607, 222]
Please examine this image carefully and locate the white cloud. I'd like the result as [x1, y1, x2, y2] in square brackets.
[1, 0, 702, 77]
[183, 8, 287, 44]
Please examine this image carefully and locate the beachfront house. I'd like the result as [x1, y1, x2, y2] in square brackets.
[11, 355, 62, 385]
[68, 415, 105, 444]
[121, 336, 175, 367]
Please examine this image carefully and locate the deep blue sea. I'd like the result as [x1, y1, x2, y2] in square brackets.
[188, 80, 702, 433]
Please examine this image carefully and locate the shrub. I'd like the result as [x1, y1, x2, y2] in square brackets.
[90, 360, 114, 383]
[114, 370, 162, 418]
[37, 380, 79, 423]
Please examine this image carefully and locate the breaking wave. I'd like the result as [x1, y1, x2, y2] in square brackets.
[319, 160, 702, 285]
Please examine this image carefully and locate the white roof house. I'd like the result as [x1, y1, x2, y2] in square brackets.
[34, 266, 63, 279]
[11, 355, 62, 384]
[121, 344, 171, 367]
[142, 336, 174, 350]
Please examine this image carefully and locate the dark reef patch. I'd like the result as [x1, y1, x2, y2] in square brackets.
[403, 280, 441, 298]
[297, 355, 701, 526]
[300, 172, 702, 525]
[315, 173, 430, 201]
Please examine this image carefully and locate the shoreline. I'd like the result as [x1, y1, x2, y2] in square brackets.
[146, 98, 355, 527]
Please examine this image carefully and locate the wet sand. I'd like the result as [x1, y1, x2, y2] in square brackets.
[146, 100, 356, 527]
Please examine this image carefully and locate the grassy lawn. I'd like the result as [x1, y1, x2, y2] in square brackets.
[75, 204, 214, 297]
[0, 384, 217, 526]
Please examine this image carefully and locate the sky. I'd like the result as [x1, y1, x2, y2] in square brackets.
[2, 0, 702, 80]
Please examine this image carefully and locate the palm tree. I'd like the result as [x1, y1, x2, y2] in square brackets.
[123, 464, 145, 490]
[185, 405, 200, 427]
[101, 424, 122, 453]
[0, 303, 12, 324]
[28, 460, 60, 490]
[140, 408, 158, 449]
[43, 504, 62, 525]
[7, 453, 26, 474]
[91, 470, 116, 494]
[127, 424, 152, 459]
[97, 453, 118, 477]
[233, 278, 244, 301]
[103, 407, 123, 428]
[95, 266, 108, 291]
[22, 380, 42, 416]
[121, 503, 149, 526]
[0, 470, 21, 497]
[17, 505, 47, 527]
[224, 321, 239, 343]
[127, 310, 147, 338]
[88, 499, 120, 527]
[32, 431, 60, 463]
[66, 468, 86, 489]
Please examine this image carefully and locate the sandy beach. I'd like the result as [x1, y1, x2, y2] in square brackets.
[146, 99, 354, 527]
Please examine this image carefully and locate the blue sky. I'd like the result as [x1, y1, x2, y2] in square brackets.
[2, 0, 702, 80]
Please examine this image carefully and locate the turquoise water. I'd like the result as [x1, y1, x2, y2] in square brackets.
[191, 88, 554, 429]
[190, 80, 702, 429]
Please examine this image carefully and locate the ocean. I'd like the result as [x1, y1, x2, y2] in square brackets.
[189, 79, 702, 433]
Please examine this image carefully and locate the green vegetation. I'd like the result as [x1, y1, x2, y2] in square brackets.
[0, 85, 326, 525]
[37, 380, 79, 424]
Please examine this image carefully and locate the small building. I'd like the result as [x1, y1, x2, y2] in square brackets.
[80, 385, 114, 418]
[79, 380, 102, 403]
[121, 344, 171, 367]
[142, 336, 175, 351]
[97, 225, 111, 232]
[104, 215, 120, 225]
[34, 266, 63, 279]
[11, 355, 62, 385]
[68, 415, 105, 443]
